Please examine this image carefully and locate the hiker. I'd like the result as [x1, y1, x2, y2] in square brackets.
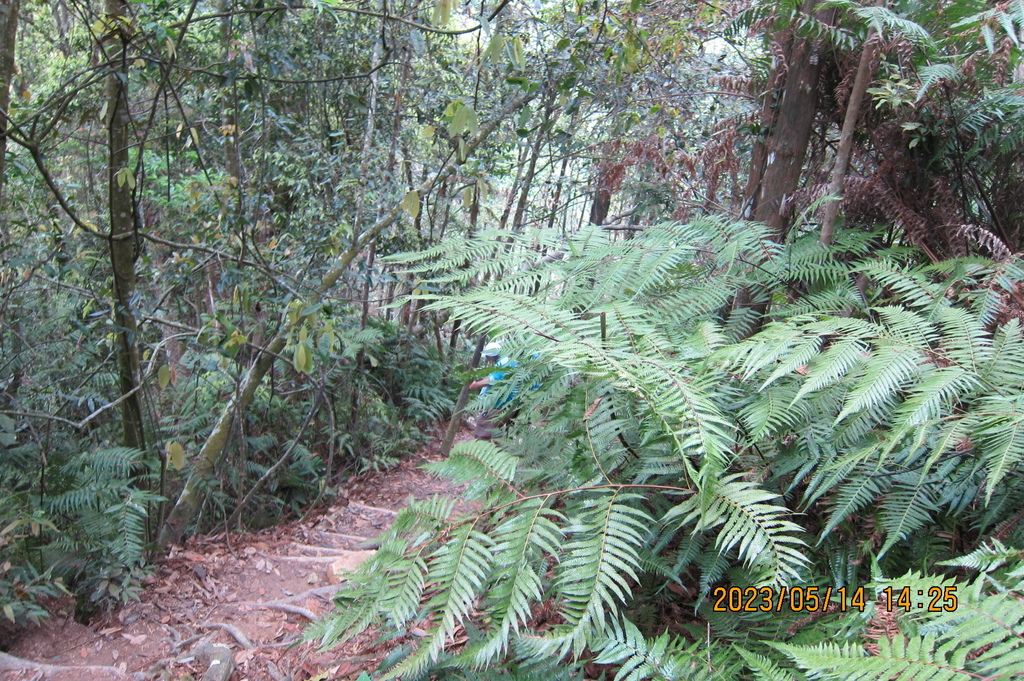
[469, 343, 518, 438]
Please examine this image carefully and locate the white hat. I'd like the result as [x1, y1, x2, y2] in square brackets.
[483, 342, 502, 357]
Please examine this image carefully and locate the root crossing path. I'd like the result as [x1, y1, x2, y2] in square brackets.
[1, 448, 475, 681]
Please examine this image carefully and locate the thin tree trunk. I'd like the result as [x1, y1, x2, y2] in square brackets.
[349, 39, 382, 431]
[819, 30, 879, 246]
[733, 0, 833, 336]
[590, 151, 613, 226]
[0, 0, 19, 246]
[510, 93, 554, 232]
[157, 90, 538, 547]
[467, 177, 480, 236]
[439, 334, 486, 456]
[0, 0, 18, 416]
[106, 0, 146, 451]
[449, 317, 462, 352]
[220, 4, 241, 186]
[546, 154, 570, 231]
[498, 144, 528, 231]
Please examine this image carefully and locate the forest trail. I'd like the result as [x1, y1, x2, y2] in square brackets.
[1, 430, 476, 681]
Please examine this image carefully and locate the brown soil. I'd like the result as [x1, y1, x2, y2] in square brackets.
[1, 430, 476, 681]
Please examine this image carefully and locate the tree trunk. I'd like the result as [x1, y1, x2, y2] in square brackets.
[220, 4, 241, 187]
[349, 39, 382, 432]
[819, 30, 879, 246]
[0, 0, 19, 418]
[743, 0, 832, 239]
[498, 143, 528, 231]
[439, 334, 487, 456]
[105, 0, 146, 451]
[732, 0, 833, 337]
[510, 93, 554, 232]
[0, 0, 19, 246]
[546, 154, 570, 231]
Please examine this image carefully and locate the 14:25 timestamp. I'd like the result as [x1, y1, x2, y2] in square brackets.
[883, 586, 958, 612]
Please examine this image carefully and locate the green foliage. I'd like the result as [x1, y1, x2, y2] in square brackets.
[777, 562, 1024, 679]
[317, 219, 1024, 680]
[43, 447, 160, 610]
[4, 0, 1023, 659]
[0, 513, 69, 627]
[0, 444, 159, 617]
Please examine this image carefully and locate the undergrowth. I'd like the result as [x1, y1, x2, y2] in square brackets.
[312, 219, 1024, 680]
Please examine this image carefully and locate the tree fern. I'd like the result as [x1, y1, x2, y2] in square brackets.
[466, 498, 565, 664]
[736, 647, 804, 681]
[877, 478, 939, 558]
[819, 467, 884, 540]
[320, 221, 1024, 680]
[774, 636, 971, 681]
[389, 525, 496, 679]
[425, 440, 520, 501]
[974, 398, 1024, 499]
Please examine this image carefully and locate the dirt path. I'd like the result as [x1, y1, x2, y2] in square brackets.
[1, 433, 474, 681]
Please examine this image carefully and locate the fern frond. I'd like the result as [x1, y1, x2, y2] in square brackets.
[468, 498, 564, 664]
[973, 398, 1024, 499]
[521, 492, 650, 659]
[835, 345, 920, 424]
[385, 525, 495, 680]
[424, 440, 520, 501]
[852, 4, 933, 44]
[916, 63, 959, 100]
[793, 335, 868, 401]
[592, 618, 733, 681]
[892, 366, 976, 428]
[663, 476, 809, 585]
[940, 539, 1022, 572]
[774, 636, 966, 681]
[736, 647, 803, 681]
[981, 319, 1024, 390]
[878, 478, 939, 557]
[819, 468, 884, 540]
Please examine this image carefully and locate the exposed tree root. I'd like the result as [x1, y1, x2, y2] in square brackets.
[0, 651, 146, 680]
[348, 502, 397, 516]
[311, 531, 374, 543]
[252, 602, 318, 621]
[287, 543, 365, 555]
[199, 622, 254, 649]
[258, 552, 342, 563]
[273, 584, 344, 603]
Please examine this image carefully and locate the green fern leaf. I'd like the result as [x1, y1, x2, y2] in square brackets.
[974, 399, 1024, 500]
[878, 479, 938, 557]
[774, 636, 966, 681]
[663, 476, 808, 584]
[523, 492, 650, 659]
[835, 346, 920, 424]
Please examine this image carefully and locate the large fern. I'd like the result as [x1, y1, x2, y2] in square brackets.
[318, 221, 1024, 680]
